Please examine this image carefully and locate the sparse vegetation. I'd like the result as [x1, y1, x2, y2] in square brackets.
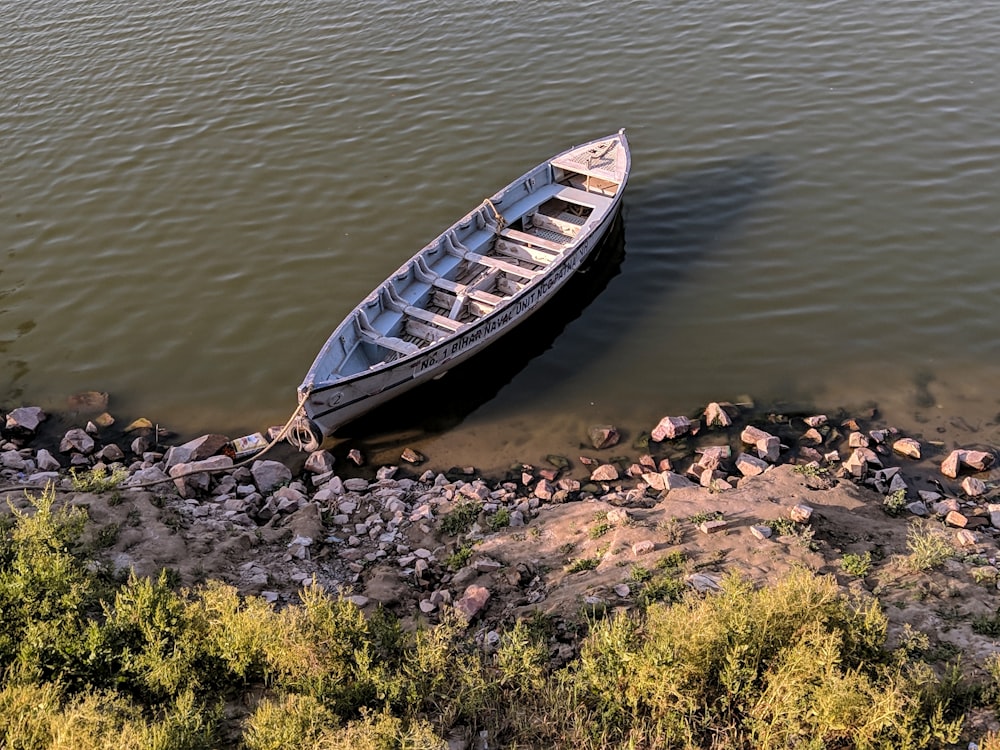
[566, 556, 600, 573]
[440, 501, 479, 535]
[445, 544, 473, 571]
[486, 507, 511, 532]
[688, 510, 724, 525]
[657, 516, 683, 544]
[70, 465, 129, 493]
[588, 521, 612, 539]
[905, 521, 954, 571]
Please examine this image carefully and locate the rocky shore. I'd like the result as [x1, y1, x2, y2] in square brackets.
[3, 394, 1000, 720]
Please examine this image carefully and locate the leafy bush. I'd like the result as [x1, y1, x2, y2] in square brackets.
[840, 551, 873, 577]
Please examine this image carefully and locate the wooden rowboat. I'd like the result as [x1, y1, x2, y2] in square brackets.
[293, 130, 630, 448]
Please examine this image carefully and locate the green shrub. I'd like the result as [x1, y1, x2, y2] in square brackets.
[840, 551, 873, 577]
[905, 521, 953, 571]
[440, 502, 479, 536]
[486, 508, 511, 532]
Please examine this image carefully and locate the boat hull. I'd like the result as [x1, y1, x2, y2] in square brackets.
[298, 131, 631, 439]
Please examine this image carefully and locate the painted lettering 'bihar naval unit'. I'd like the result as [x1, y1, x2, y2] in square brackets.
[292, 131, 631, 449]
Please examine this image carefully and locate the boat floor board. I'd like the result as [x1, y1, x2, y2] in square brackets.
[463, 252, 541, 279]
[404, 305, 464, 332]
[499, 227, 566, 253]
[495, 239, 559, 268]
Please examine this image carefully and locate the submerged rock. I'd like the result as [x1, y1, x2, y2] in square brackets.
[588, 425, 620, 450]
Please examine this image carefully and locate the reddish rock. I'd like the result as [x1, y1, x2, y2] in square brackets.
[944, 510, 969, 528]
[699, 519, 728, 534]
[642, 472, 666, 492]
[588, 425, 621, 450]
[590, 464, 619, 482]
[892, 438, 921, 460]
[347, 448, 364, 466]
[534, 479, 556, 501]
[790, 504, 814, 523]
[801, 428, 824, 446]
[848, 432, 869, 449]
[696, 445, 731, 469]
[631, 540, 655, 555]
[940, 451, 962, 478]
[965, 450, 995, 472]
[804, 415, 827, 428]
[401, 448, 425, 464]
[703, 402, 732, 428]
[736, 453, 768, 477]
[455, 585, 490, 620]
[741, 425, 772, 445]
[651, 415, 692, 442]
[962, 476, 988, 497]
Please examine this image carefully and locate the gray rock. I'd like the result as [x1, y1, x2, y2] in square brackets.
[96, 444, 125, 463]
[750, 524, 773, 540]
[1, 450, 26, 470]
[662, 471, 696, 490]
[344, 477, 369, 492]
[304, 449, 335, 475]
[251, 460, 292, 493]
[60, 428, 95, 455]
[5, 406, 45, 434]
[35, 448, 61, 471]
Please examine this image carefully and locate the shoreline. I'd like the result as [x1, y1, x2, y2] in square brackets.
[4, 392, 1000, 741]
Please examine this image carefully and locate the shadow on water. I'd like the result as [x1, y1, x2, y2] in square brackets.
[334, 153, 778, 450]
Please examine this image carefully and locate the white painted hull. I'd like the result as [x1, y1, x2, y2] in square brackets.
[298, 131, 631, 438]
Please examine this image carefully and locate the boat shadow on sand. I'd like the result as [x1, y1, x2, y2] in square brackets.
[334, 153, 778, 450]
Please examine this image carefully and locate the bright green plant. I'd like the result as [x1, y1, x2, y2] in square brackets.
[883, 488, 908, 516]
[840, 551, 873, 577]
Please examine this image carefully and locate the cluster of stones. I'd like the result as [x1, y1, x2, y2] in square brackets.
[5, 394, 1000, 620]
